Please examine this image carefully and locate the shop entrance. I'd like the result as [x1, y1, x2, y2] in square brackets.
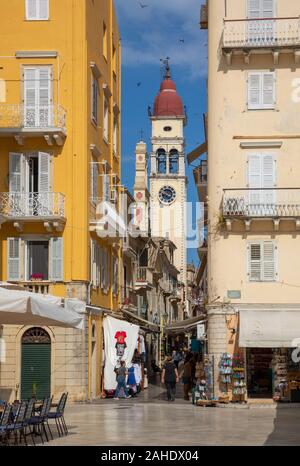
[246, 348, 273, 398]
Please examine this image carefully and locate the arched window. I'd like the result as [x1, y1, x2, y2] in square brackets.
[169, 149, 179, 174]
[157, 149, 166, 174]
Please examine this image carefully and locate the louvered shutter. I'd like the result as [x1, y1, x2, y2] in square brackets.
[26, 0, 37, 19]
[38, 67, 51, 126]
[7, 238, 20, 281]
[262, 72, 275, 108]
[24, 68, 37, 127]
[249, 243, 262, 281]
[248, 154, 261, 214]
[9, 153, 22, 192]
[103, 174, 110, 202]
[96, 244, 100, 287]
[262, 241, 276, 281]
[248, 73, 261, 109]
[100, 247, 105, 289]
[38, 152, 50, 192]
[90, 162, 98, 203]
[39, 0, 49, 20]
[262, 154, 275, 212]
[262, 0, 274, 18]
[50, 237, 63, 281]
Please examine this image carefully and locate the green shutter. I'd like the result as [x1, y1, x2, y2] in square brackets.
[21, 344, 51, 400]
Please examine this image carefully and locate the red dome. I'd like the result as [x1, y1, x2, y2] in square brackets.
[153, 77, 184, 118]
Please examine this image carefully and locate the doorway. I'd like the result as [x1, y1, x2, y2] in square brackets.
[247, 348, 274, 398]
[21, 327, 51, 400]
[27, 240, 49, 281]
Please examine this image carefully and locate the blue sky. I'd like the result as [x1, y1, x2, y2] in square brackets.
[114, 0, 207, 264]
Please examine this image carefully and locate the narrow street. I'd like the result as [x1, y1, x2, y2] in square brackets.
[47, 382, 300, 446]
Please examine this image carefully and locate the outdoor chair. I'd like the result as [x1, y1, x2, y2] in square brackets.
[48, 392, 68, 437]
[0, 404, 12, 445]
[28, 397, 52, 444]
[23, 398, 36, 446]
[5, 401, 27, 445]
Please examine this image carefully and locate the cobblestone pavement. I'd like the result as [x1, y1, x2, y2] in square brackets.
[44, 382, 300, 446]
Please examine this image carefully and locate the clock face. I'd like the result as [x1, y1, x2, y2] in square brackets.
[158, 186, 176, 205]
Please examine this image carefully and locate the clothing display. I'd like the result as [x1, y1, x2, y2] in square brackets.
[219, 353, 232, 387]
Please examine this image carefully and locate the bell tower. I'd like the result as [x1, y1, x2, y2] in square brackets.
[149, 60, 187, 286]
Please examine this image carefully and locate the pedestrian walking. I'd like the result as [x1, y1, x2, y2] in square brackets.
[161, 355, 179, 402]
[114, 360, 131, 400]
[172, 349, 181, 369]
[182, 355, 192, 400]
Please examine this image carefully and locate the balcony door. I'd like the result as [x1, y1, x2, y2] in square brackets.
[27, 240, 49, 281]
[248, 153, 276, 216]
[247, 0, 275, 45]
[24, 67, 52, 128]
[9, 152, 51, 216]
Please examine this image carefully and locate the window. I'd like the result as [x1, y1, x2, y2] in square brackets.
[24, 67, 52, 127]
[169, 149, 179, 174]
[248, 241, 277, 282]
[103, 98, 109, 141]
[90, 162, 98, 204]
[248, 71, 275, 110]
[101, 248, 110, 292]
[91, 240, 100, 287]
[157, 149, 166, 174]
[113, 118, 117, 154]
[112, 257, 119, 296]
[7, 237, 63, 282]
[247, 153, 275, 215]
[26, 0, 49, 20]
[113, 46, 117, 77]
[247, 0, 275, 42]
[92, 77, 98, 123]
[103, 22, 108, 60]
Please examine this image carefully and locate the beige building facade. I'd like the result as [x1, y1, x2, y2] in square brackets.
[207, 0, 300, 400]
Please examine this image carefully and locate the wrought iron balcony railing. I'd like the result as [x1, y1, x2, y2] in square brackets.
[223, 17, 300, 49]
[0, 104, 67, 132]
[0, 192, 65, 218]
[223, 188, 300, 218]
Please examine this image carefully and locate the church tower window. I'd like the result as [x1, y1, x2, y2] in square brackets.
[157, 149, 166, 174]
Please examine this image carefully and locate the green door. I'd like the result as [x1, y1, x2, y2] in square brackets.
[21, 328, 51, 400]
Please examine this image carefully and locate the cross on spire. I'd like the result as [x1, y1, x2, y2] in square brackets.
[160, 57, 171, 79]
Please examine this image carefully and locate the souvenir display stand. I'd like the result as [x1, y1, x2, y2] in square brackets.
[218, 353, 232, 403]
[232, 353, 247, 403]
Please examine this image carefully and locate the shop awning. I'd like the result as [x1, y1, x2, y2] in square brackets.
[121, 309, 160, 333]
[239, 309, 300, 348]
[164, 315, 206, 334]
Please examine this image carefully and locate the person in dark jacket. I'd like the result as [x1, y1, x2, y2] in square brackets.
[161, 355, 179, 402]
[182, 355, 192, 400]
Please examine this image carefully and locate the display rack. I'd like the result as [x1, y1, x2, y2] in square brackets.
[219, 353, 232, 394]
[232, 353, 246, 403]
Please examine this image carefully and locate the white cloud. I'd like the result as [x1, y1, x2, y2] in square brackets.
[115, 0, 207, 79]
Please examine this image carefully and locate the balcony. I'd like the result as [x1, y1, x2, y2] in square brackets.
[0, 192, 65, 232]
[89, 197, 125, 242]
[0, 104, 67, 145]
[222, 17, 300, 65]
[223, 188, 300, 231]
[134, 267, 153, 291]
[193, 160, 207, 202]
[121, 286, 138, 310]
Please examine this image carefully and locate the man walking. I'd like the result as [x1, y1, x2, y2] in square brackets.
[161, 355, 179, 402]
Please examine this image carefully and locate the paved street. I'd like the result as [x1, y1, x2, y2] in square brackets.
[46, 382, 300, 446]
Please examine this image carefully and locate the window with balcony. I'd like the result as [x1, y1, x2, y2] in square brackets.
[247, 0, 275, 41]
[248, 240, 277, 282]
[24, 67, 52, 127]
[248, 71, 275, 110]
[247, 153, 275, 214]
[26, 0, 49, 20]
[91, 77, 98, 124]
[7, 237, 63, 282]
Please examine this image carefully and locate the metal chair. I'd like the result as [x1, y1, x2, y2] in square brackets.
[28, 397, 51, 444]
[48, 392, 68, 437]
[5, 401, 27, 445]
[0, 404, 12, 445]
[23, 398, 36, 445]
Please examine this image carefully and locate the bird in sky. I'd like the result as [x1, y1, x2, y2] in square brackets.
[179, 38, 185, 43]
[137, 82, 142, 87]
[139, 2, 149, 8]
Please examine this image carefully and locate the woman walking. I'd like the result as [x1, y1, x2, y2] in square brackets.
[161, 355, 179, 402]
[114, 360, 131, 400]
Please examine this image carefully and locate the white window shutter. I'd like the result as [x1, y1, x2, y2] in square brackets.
[262, 154, 275, 207]
[249, 243, 262, 281]
[38, 152, 50, 192]
[50, 237, 63, 281]
[38, 67, 51, 125]
[9, 153, 22, 192]
[262, 72, 275, 108]
[103, 174, 110, 202]
[248, 154, 261, 209]
[263, 241, 276, 281]
[24, 68, 37, 126]
[91, 162, 98, 203]
[248, 73, 261, 109]
[262, 0, 275, 18]
[39, 0, 49, 20]
[248, 0, 260, 17]
[100, 247, 104, 289]
[7, 238, 20, 281]
[26, 0, 37, 19]
[96, 244, 100, 287]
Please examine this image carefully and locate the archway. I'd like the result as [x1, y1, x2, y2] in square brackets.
[21, 327, 51, 400]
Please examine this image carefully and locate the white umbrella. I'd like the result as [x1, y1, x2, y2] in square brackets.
[0, 288, 84, 330]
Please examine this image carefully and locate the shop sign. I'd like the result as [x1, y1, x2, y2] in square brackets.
[227, 290, 241, 299]
[197, 323, 205, 340]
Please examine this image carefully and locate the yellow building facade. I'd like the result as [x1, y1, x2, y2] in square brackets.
[0, 0, 121, 401]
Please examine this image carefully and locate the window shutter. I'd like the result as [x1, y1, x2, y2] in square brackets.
[91, 162, 98, 203]
[262, 72, 275, 108]
[50, 237, 63, 281]
[262, 154, 275, 208]
[248, 154, 261, 209]
[38, 152, 50, 193]
[249, 243, 262, 281]
[263, 241, 276, 281]
[9, 153, 22, 192]
[248, 73, 261, 109]
[26, 0, 37, 19]
[7, 238, 20, 281]
[96, 244, 100, 287]
[38, 67, 51, 125]
[262, 0, 274, 18]
[103, 174, 110, 202]
[24, 68, 37, 126]
[100, 247, 105, 289]
[39, 0, 49, 20]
